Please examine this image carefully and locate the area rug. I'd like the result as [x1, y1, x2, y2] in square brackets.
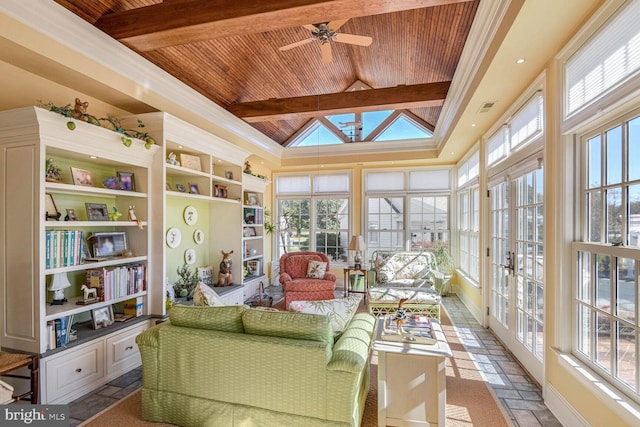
[80, 306, 510, 426]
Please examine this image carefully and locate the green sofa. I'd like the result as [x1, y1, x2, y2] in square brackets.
[136, 305, 376, 426]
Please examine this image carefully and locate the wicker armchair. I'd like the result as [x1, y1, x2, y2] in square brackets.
[279, 252, 337, 309]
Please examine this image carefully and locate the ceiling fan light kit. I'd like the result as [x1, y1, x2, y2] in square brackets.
[279, 19, 372, 63]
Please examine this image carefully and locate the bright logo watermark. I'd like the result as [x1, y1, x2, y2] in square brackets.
[2, 406, 68, 426]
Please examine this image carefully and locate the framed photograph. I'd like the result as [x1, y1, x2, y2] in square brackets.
[89, 231, 127, 258]
[176, 183, 186, 193]
[91, 305, 114, 330]
[245, 192, 259, 206]
[214, 185, 227, 198]
[65, 208, 77, 221]
[45, 193, 61, 220]
[166, 182, 172, 191]
[225, 171, 234, 180]
[189, 183, 199, 194]
[117, 171, 135, 191]
[70, 167, 94, 186]
[179, 153, 202, 171]
[102, 176, 119, 189]
[247, 227, 257, 237]
[85, 203, 109, 221]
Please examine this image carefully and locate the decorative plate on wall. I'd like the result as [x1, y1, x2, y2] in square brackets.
[183, 205, 198, 226]
[166, 227, 181, 248]
[194, 229, 204, 245]
[185, 248, 196, 265]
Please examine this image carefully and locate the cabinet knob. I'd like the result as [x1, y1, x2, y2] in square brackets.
[125, 346, 133, 351]
[75, 368, 82, 373]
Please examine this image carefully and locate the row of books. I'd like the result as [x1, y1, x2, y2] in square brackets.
[85, 264, 146, 301]
[45, 230, 87, 269]
[243, 207, 263, 225]
[46, 315, 73, 350]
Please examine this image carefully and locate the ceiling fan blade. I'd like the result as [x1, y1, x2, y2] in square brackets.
[327, 19, 349, 31]
[279, 38, 314, 51]
[334, 33, 372, 47]
[321, 43, 333, 63]
[303, 24, 317, 31]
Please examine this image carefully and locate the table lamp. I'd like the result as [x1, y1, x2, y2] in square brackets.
[49, 272, 71, 305]
[348, 235, 365, 269]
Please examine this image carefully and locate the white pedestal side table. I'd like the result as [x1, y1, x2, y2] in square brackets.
[373, 318, 452, 426]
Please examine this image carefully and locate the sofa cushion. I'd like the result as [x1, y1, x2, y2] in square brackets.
[242, 309, 333, 345]
[169, 305, 246, 333]
[306, 260, 327, 278]
[282, 253, 327, 279]
[289, 295, 362, 335]
[374, 252, 433, 285]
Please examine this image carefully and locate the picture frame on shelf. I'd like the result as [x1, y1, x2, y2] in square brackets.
[179, 153, 202, 171]
[89, 231, 127, 258]
[70, 167, 94, 186]
[165, 183, 172, 191]
[189, 183, 199, 194]
[247, 260, 261, 276]
[225, 171, 234, 180]
[45, 193, 61, 220]
[117, 171, 135, 191]
[102, 176, 119, 189]
[245, 192, 259, 206]
[85, 202, 109, 221]
[91, 305, 114, 330]
[64, 208, 77, 221]
[247, 227, 257, 237]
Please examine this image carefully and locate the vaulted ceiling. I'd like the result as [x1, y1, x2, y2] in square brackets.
[53, 0, 479, 147]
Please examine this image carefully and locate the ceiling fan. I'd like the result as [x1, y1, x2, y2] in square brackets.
[279, 19, 372, 63]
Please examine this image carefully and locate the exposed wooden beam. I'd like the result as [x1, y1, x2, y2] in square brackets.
[95, 0, 472, 51]
[228, 81, 450, 122]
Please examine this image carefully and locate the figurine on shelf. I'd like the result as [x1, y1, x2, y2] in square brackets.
[217, 250, 234, 286]
[108, 206, 122, 221]
[243, 160, 252, 175]
[80, 284, 98, 303]
[394, 298, 409, 335]
[128, 205, 143, 229]
[167, 152, 180, 166]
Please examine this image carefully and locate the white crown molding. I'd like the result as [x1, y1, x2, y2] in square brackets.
[0, 0, 284, 158]
[434, 0, 517, 147]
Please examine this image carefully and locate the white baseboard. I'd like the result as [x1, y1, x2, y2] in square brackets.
[453, 289, 484, 324]
[545, 383, 589, 427]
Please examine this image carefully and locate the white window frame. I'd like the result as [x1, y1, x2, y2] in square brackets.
[457, 150, 480, 283]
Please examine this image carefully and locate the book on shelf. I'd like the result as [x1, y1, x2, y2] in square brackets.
[45, 230, 84, 269]
[85, 263, 146, 302]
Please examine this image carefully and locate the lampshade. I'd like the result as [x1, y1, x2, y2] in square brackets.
[49, 273, 71, 305]
[348, 235, 365, 251]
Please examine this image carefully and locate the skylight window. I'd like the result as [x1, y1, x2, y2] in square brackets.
[375, 115, 432, 141]
[296, 125, 344, 146]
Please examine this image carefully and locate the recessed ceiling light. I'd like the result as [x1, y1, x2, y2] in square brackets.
[89, 155, 97, 159]
[178, 145, 183, 149]
[471, 123, 476, 127]
[516, 58, 526, 64]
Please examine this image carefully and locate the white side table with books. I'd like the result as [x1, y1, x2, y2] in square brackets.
[372, 315, 452, 427]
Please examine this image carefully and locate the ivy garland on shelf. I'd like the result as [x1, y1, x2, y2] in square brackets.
[37, 98, 156, 149]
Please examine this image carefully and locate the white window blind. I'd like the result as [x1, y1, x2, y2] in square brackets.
[566, 0, 640, 115]
[276, 175, 311, 194]
[409, 170, 450, 191]
[314, 174, 350, 193]
[511, 93, 544, 149]
[366, 171, 404, 191]
[487, 126, 509, 166]
[458, 151, 479, 188]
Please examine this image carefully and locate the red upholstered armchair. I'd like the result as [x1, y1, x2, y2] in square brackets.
[279, 252, 337, 309]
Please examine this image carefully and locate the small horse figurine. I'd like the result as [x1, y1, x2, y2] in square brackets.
[81, 284, 97, 301]
[217, 250, 233, 286]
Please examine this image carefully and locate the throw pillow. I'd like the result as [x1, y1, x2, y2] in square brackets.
[193, 282, 225, 306]
[289, 294, 363, 335]
[306, 260, 327, 278]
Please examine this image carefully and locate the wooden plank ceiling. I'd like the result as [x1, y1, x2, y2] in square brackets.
[54, 0, 479, 146]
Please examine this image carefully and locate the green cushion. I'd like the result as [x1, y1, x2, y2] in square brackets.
[242, 309, 333, 345]
[168, 304, 246, 333]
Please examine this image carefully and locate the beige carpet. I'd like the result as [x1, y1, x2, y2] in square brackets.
[80, 307, 510, 427]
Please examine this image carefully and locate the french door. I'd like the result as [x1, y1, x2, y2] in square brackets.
[488, 159, 545, 384]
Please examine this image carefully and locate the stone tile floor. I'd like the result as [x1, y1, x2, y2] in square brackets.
[66, 292, 561, 426]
